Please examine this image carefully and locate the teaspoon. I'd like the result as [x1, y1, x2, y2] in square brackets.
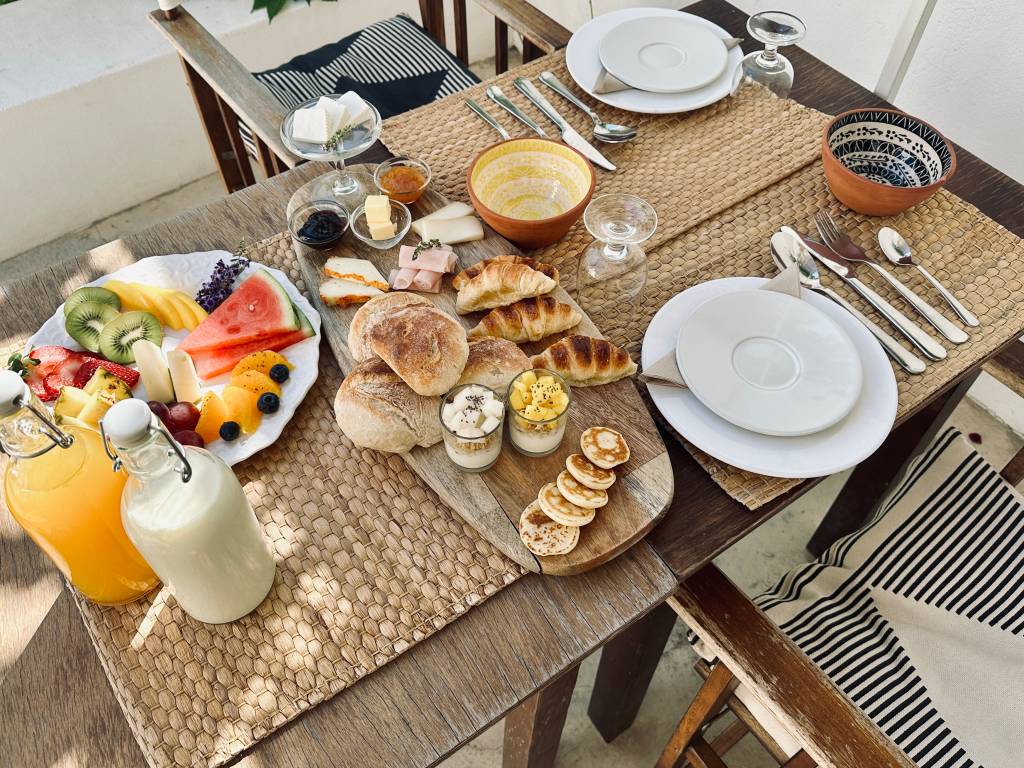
[538, 71, 637, 143]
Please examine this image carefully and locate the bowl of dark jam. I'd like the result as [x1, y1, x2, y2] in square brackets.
[289, 200, 349, 250]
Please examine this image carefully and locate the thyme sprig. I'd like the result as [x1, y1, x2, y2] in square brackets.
[411, 239, 443, 261]
[321, 125, 353, 152]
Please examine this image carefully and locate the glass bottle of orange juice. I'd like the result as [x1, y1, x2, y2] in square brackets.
[0, 370, 158, 604]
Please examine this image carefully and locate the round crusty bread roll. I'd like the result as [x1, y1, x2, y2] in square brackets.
[580, 426, 630, 469]
[519, 501, 578, 557]
[537, 482, 596, 527]
[347, 292, 431, 362]
[334, 358, 441, 453]
[457, 338, 530, 394]
[556, 470, 608, 509]
[565, 453, 616, 491]
[368, 304, 469, 396]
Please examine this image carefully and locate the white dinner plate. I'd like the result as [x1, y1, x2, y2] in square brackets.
[642, 278, 897, 478]
[26, 251, 321, 467]
[676, 290, 863, 437]
[598, 16, 728, 94]
[566, 8, 743, 115]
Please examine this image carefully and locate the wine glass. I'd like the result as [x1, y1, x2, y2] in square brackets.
[741, 11, 806, 98]
[280, 95, 383, 207]
[576, 194, 657, 316]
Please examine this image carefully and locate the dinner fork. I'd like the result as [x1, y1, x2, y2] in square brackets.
[814, 211, 968, 344]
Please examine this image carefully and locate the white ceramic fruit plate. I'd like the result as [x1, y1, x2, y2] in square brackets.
[25, 251, 321, 467]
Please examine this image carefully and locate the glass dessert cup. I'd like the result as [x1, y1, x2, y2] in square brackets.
[374, 156, 432, 205]
[741, 11, 806, 98]
[349, 198, 412, 250]
[439, 384, 505, 473]
[507, 369, 572, 458]
[280, 95, 383, 208]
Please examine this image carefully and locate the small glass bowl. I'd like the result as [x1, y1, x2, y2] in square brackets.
[349, 198, 412, 250]
[288, 200, 349, 250]
[439, 384, 505, 473]
[506, 369, 572, 457]
[374, 156, 432, 205]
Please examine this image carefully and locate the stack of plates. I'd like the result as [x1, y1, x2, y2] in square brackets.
[641, 278, 898, 478]
[566, 8, 744, 115]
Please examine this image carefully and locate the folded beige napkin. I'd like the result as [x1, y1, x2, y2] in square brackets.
[639, 265, 801, 389]
[594, 37, 743, 94]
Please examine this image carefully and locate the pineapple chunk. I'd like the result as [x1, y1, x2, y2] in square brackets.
[523, 404, 546, 421]
[537, 375, 554, 387]
[520, 370, 537, 388]
[550, 390, 569, 412]
[509, 389, 525, 412]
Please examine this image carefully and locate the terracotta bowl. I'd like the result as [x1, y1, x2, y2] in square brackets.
[822, 108, 957, 216]
[467, 138, 596, 249]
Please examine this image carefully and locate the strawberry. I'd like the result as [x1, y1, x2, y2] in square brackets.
[72, 358, 140, 389]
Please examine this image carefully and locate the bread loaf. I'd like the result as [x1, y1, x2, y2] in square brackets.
[467, 296, 581, 342]
[455, 262, 556, 314]
[368, 304, 468, 395]
[457, 338, 530, 393]
[531, 334, 637, 386]
[347, 292, 430, 361]
[453, 255, 558, 291]
[334, 358, 441, 453]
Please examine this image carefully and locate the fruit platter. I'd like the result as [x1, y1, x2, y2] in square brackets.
[21, 251, 321, 465]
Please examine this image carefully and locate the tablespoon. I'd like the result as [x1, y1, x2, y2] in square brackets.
[770, 230, 926, 374]
[538, 71, 637, 143]
[878, 226, 979, 327]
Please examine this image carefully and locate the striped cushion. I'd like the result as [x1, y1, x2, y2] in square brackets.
[753, 428, 1024, 767]
[240, 14, 478, 156]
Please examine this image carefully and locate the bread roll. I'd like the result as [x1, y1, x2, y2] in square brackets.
[531, 334, 637, 387]
[368, 304, 469, 396]
[457, 338, 530, 393]
[334, 358, 441, 453]
[347, 292, 431, 361]
[467, 296, 582, 343]
[455, 262, 556, 314]
[453, 255, 559, 291]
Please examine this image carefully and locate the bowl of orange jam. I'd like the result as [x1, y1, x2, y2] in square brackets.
[374, 156, 431, 204]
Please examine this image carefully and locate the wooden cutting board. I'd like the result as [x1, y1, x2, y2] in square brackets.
[290, 167, 672, 574]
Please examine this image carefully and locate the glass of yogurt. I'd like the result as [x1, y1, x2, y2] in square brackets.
[507, 369, 572, 457]
[439, 384, 505, 472]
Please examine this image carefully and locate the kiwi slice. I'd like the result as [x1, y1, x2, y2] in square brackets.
[64, 286, 120, 317]
[66, 301, 120, 353]
[98, 311, 163, 364]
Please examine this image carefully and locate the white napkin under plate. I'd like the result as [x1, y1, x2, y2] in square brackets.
[594, 36, 743, 94]
[639, 264, 802, 389]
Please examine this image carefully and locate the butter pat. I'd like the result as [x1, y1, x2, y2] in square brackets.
[291, 105, 332, 144]
[315, 96, 347, 134]
[368, 220, 397, 240]
[337, 91, 371, 128]
[364, 195, 391, 225]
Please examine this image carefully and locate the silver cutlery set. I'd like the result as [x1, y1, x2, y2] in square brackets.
[773, 213, 978, 375]
[464, 70, 634, 172]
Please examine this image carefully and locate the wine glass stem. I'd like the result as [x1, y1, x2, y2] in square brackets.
[603, 242, 628, 261]
[756, 44, 780, 69]
[330, 158, 358, 196]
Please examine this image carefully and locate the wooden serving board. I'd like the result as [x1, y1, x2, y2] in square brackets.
[290, 167, 673, 575]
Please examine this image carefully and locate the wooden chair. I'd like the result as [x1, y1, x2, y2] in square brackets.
[149, 1, 569, 193]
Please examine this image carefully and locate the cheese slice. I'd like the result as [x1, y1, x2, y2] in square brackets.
[291, 105, 332, 144]
[336, 91, 371, 128]
[319, 278, 384, 307]
[315, 96, 347, 134]
[415, 216, 484, 245]
[364, 195, 391, 225]
[417, 201, 475, 223]
[324, 257, 389, 291]
[368, 220, 397, 240]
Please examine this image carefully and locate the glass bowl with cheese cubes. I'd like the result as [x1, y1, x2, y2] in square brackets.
[439, 384, 506, 472]
[507, 369, 572, 457]
[350, 194, 412, 250]
[280, 92, 382, 205]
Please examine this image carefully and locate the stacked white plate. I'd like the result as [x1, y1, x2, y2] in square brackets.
[566, 8, 744, 114]
[641, 278, 898, 478]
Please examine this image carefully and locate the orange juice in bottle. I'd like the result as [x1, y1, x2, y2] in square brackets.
[0, 370, 158, 604]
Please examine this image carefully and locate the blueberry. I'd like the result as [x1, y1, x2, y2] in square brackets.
[257, 393, 280, 414]
[268, 364, 290, 383]
[219, 421, 241, 441]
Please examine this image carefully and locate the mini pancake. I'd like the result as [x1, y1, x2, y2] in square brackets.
[537, 482, 596, 527]
[556, 470, 608, 509]
[519, 500, 579, 557]
[580, 426, 630, 469]
[565, 453, 616, 490]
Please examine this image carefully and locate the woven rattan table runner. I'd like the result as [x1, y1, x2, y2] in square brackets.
[4, 234, 522, 768]
[383, 51, 1024, 509]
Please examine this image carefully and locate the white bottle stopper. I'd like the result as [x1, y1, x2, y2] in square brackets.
[103, 399, 155, 448]
[0, 370, 29, 418]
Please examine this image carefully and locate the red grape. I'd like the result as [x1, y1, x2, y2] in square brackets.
[165, 401, 200, 432]
[148, 401, 171, 425]
[173, 430, 205, 448]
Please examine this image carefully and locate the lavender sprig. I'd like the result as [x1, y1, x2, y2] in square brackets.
[195, 245, 251, 312]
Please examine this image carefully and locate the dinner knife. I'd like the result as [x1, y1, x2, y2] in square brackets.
[485, 86, 547, 137]
[798, 234, 947, 361]
[512, 77, 617, 171]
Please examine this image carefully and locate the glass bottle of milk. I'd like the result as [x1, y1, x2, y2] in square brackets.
[101, 399, 275, 623]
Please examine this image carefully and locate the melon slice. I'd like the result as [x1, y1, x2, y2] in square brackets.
[179, 270, 298, 355]
[189, 303, 314, 380]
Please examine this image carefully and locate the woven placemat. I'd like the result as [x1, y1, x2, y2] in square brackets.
[382, 51, 1024, 509]
[19, 233, 522, 768]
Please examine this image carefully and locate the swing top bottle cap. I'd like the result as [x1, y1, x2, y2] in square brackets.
[0, 370, 30, 417]
[103, 399, 154, 446]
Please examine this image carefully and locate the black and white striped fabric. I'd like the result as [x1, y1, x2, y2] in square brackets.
[752, 428, 1024, 767]
[240, 14, 478, 156]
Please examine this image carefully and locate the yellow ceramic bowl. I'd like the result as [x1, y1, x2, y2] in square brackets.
[467, 138, 595, 248]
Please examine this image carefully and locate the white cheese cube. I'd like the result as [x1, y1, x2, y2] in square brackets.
[316, 96, 347, 134]
[364, 195, 391, 226]
[337, 91, 371, 128]
[291, 106, 332, 144]
[368, 220, 396, 241]
[442, 403, 457, 424]
[482, 399, 504, 420]
[451, 408, 481, 432]
[481, 416, 501, 434]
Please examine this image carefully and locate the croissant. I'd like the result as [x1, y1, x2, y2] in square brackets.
[531, 334, 637, 387]
[455, 262, 556, 314]
[453, 255, 559, 291]
[467, 296, 582, 342]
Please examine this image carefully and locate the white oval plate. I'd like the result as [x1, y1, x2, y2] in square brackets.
[25, 251, 321, 467]
[566, 8, 743, 115]
[642, 278, 897, 478]
[676, 290, 863, 437]
[598, 16, 728, 94]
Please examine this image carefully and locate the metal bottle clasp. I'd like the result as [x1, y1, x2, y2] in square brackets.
[0, 394, 75, 459]
[99, 420, 193, 483]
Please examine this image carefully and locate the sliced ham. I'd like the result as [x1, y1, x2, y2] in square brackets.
[390, 267, 418, 290]
[410, 269, 443, 293]
[398, 243, 454, 272]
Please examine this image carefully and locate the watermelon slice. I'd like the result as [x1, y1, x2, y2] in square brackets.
[179, 269, 299, 355]
[189, 304, 315, 379]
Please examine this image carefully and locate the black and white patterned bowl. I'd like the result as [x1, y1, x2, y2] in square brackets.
[822, 108, 956, 215]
